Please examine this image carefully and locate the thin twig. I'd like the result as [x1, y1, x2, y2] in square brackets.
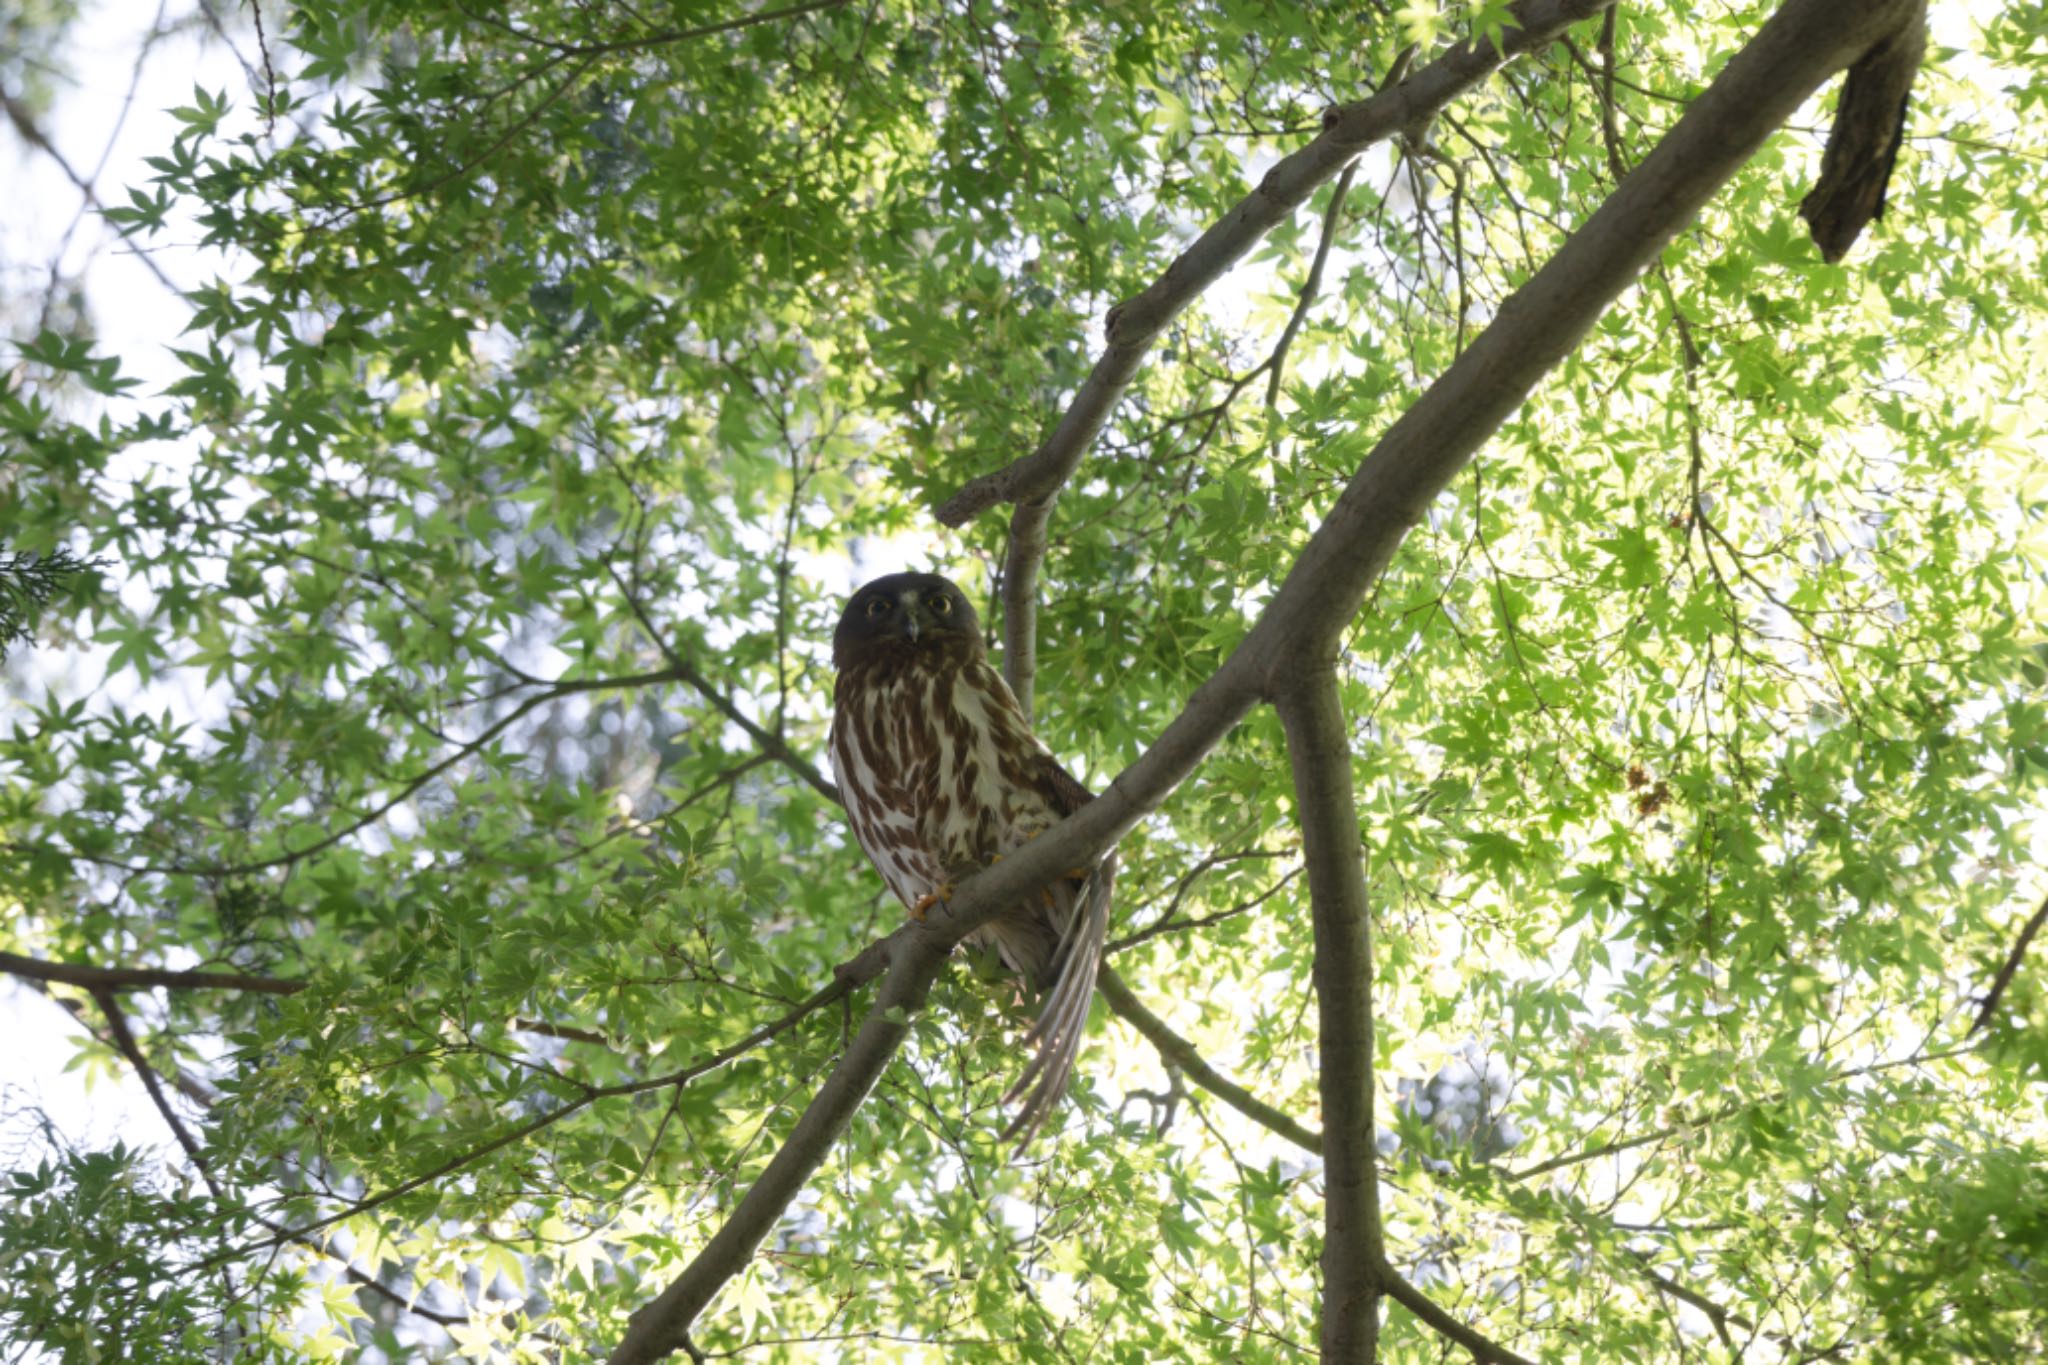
[209, 932, 899, 1265]
[1266, 161, 1362, 409]
[87, 990, 469, 1328]
[1379, 1259, 1536, 1365]
[606, 561, 842, 803]
[0, 92, 181, 297]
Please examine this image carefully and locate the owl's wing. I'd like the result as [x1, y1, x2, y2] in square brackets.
[1001, 754, 1116, 1150]
[1032, 752, 1093, 819]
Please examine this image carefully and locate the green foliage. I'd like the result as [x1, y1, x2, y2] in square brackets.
[2, 0, 2046, 1360]
[0, 546, 105, 661]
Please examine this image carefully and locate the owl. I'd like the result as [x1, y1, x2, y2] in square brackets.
[829, 572, 1112, 1144]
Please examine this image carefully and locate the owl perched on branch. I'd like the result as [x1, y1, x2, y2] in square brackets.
[829, 572, 1113, 1146]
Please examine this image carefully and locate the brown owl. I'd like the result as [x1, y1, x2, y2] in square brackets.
[829, 572, 1112, 1145]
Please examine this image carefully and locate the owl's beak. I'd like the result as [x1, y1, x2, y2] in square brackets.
[904, 615, 922, 642]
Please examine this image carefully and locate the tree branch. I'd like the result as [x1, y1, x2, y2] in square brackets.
[1505, 1039, 1983, 1182]
[1798, 0, 1928, 262]
[608, 561, 842, 803]
[91, 989, 220, 1190]
[512, 1015, 616, 1046]
[213, 932, 898, 1266]
[1265, 160, 1362, 410]
[1379, 1259, 1536, 1365]
[454, 0, 852, 60]
[0, 91, 183, 299]
[932, 0, 1615, 529]
[608, 613, 1266, 1360]
[997, 497, 1050, 720]
[1971, 887, 2048, 1033]
[603, 0, 1925, 1354]
[0, 950, 306, 996]
[85, 988, 469, 1329]
[40, 667, 691, 877]
[948, 0, 1615, 726]
[611, 933, 950, 1363]
[1097, 966, 1322, 1154]
[1231, 0, 1924, 674]
[1276, 673, 1382, 1362]
[1630, 1254, 1750, 1353]
[1106, 862, 1302, 953]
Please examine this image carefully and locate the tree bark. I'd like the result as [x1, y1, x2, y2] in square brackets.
[1276, 674, 1382, 1362]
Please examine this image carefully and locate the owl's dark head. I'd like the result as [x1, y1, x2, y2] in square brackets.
[832, 573, 984, 670]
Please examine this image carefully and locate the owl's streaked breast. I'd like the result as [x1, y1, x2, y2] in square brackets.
[830, 655, 1068, 978]
[830, 662, 941, 913]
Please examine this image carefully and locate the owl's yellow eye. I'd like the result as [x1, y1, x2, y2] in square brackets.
[932, 596, 953, 615]
[865, 597, 889, 619]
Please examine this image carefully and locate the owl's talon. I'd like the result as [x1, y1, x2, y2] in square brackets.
[910, 883, 955, 921]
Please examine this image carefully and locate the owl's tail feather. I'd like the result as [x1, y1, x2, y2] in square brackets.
[1001, 851, 1116, 1151]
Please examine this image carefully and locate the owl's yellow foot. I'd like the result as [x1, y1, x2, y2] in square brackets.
[910, 883, 955, 921]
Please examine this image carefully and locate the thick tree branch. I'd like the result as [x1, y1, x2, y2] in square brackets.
[1097, 966, 1322, 1154]
[1276, 674, 1382, 1362]
[997, 499, 1050, 719]
[605, 1, 1924, 1355]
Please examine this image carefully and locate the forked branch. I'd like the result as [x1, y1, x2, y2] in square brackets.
[933, 0, 1616, 530]
[610, 0, 1927, 1356]
[952, 0, 1619, 718]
